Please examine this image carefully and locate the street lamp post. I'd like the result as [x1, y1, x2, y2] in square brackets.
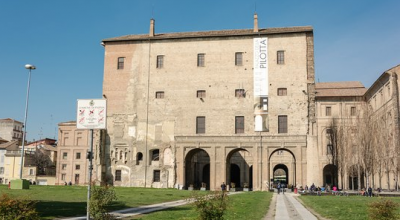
[19, 64, 36, 179]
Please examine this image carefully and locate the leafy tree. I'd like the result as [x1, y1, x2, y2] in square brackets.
[90, 184, 117, 220]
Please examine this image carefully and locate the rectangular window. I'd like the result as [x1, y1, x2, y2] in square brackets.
[151, 149, 160, 161]
[29, 169, 34, 175]
[155, 91, 164, 99]
[197, 90, 206, 98]
[277, 51, 285, 64]
[197, 53, 205, 67]
[156, 55, 164, 68]
[277, 88, 287, 96]
[235, 116, 244, 134]
[351, 107, 356, 116]
[278, 115, 288, 133]
[115, 170, 122, 181]
[153, 170, 161, 182]
[62, 164, 67, 170]
[76, 152, 81, 159]
[63, 152, 68, 160]
[196, 116, 205, 134]
[235, 89, 245, 98]
[326, 107, 331, 116]
[235, 52, 243, 66]
[0, 167, 3, 174]
[117, 57, 125, 69]
[61, 174, 66, 181]
[75, 164, 80, 170]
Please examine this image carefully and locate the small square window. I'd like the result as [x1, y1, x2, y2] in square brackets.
[197, 90, 206, 98]
[153, 170, 161, 182]
[235, 52, 243, 66]
[326, 107, 331, 116]
[76, 152, 81, 159]
[62, 164, 67, 170]
[155, 91, 164, 99]
[197, 54, 205, 67]
[277, 51, 285, 64]
[235, 89, 245, 98]
[117, 57, 125, 69]
[75, 164, 80, 170]
[156, 55, 164, 68]
[277, 88, 287, 96]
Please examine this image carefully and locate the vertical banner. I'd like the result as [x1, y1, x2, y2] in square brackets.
[253, 38, 269, 131]
[253, 37, 269, 97]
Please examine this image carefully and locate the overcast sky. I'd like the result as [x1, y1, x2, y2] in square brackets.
[0, 0, 399, 142]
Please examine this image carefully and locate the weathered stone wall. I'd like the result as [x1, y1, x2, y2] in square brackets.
[102, 31, 313, 190]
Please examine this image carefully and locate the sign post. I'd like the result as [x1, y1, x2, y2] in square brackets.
[77, 99, 107, 220]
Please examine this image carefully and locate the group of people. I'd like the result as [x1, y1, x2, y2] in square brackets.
[64, 181, 72, 186]
[359, 187, 373, 197]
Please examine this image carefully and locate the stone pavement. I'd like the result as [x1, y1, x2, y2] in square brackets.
[264, 192, 317, 220]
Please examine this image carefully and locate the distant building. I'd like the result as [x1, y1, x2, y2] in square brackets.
[0, 140, 18, 184]
[56, 121, 102, 185]
[0, 118, 23, 142]
[1, 138, 58, 185]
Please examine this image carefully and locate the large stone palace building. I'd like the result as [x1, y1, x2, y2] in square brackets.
[99, 14, 400, 191]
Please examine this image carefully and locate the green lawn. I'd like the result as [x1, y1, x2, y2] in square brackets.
[131, 191, 273, 220]
[0, 185, 198, 219]
[299, 195, 400, 220]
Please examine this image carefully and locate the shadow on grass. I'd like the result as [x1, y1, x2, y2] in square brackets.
[36, 200, 128, 219]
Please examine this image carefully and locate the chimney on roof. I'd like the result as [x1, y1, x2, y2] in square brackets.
[253, 13, 259, 33]
[149, 18, 155, 37]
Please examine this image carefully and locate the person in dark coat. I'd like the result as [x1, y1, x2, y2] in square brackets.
[368, 187, 373, 197]
[221, 182, 226, 191]
[277, 182, 281, 194]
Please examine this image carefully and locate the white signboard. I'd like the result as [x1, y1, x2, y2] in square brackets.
[253, 37, 269, 96]
[77, 99, 107, 129]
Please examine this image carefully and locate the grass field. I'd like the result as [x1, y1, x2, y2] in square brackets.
[0, 185, 198, 219]
[299, 195, 400, 220]
[130, 191, 273, 220]
[0, 185, 272, 220]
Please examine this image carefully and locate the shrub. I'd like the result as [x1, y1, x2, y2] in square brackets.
[90, 184, 117, 220]
[0, 193, 39, 220]
[192, 191, 229, 220]
[368, 198, 399, 220]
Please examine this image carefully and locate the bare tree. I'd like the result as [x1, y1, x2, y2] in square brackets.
[326, 117, 351, 189]
[357, 104, 376, 190]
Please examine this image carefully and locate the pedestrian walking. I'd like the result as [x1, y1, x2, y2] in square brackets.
[368, 186, 372, 197]
[277, 182, 281, 194]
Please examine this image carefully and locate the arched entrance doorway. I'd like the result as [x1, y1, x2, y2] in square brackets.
[323, 164, 338, 187]
[269, 149, 296, 188]
[273, 164, 288, 185]
[185, 149, 210, 189]
[226, 149, 253, 189]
